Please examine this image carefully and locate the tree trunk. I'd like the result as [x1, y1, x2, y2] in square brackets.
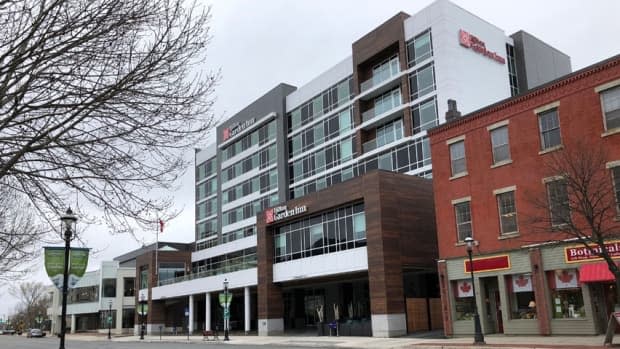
[615, 274, 620, 308]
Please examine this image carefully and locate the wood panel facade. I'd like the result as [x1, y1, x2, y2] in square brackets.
[256, 170, 437, 326]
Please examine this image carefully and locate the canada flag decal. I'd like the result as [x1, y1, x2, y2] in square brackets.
[513, 274, 533, 292]
[457, 280, 474, 298]
[555, 269, 578, 289]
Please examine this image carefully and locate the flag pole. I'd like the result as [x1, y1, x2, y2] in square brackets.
[155, 218, 159, 279]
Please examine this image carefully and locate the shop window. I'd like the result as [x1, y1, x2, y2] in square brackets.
[506, 274, 536, 319]
[123, 277, 135, 297]
[548, 269, 586, 319]
[102, 278, 116, 298]
[453, 279, 476, 320]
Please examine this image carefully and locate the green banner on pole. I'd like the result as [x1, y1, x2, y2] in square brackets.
[138, 304, 149, 316]
[219, 293, 232, 308]
[44, 247, 90, 289]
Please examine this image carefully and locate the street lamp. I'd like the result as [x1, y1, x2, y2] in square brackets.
[139, 294, 146, 340]
[59, 208, 77, 349]
[107, 300, 112, 340]
[464, 236, 485, 345]
[223, 279, 229, 341]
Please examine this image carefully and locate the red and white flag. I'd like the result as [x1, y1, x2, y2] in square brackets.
[457, 280, 474, 298]
[512, 274, 533, 292]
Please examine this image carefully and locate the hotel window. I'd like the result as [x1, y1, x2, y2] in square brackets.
[449, 140, 466, 176]
[547, 269, 586, 319]
[375, 119, 403, 149]
[490, 126, 510, 164]
[454, 200, 472, 242]
[407, 29, 433, 67]
[538, 108, 561, 150]
[506, 274, 536, 319]
[601, 86, 620, 131]
[453, 279, 476, 320]
[412, 97, 438, 134]
[546, 179, 571, 226]
[409, 63, 435, 100]
[612, 166, 620, 214]
[496, 190, 518, 235]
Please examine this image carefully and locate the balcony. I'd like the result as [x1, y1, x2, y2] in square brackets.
[362, 139, 377, 153]
[359, 57, 402, 101]
[158, 254, 257, 286]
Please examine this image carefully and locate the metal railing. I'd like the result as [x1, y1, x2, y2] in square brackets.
[157, 254, 257, 286]
[360, 58, 400, 93]
[362, 139, 377, 153]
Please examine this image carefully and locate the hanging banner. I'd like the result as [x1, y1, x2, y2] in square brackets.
[44, 247, 90, 289]
[457, 280, 474, 298]
[219, 293, 232, 307]
[555, 269, 579, 289]
[512, 274, 533, 293]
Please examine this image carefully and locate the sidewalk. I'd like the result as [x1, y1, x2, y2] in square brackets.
[66, 333, 613, 349]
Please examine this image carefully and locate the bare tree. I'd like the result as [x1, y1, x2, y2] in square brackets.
[0, 188, 48, 280]
[0, 0, 218, 239]
[527, 141, 620, 302]
[9, 281, 51, 329]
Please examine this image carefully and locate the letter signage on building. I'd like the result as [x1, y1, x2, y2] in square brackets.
[265, 205, 308, 224]
[564, 240, 620, 263]
[222, 118, 256, 141]
[458, 29, 506, 64]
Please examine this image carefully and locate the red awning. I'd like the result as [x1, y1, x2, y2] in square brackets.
[579, 262, 616, 283]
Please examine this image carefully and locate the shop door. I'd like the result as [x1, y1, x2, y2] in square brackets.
[482, 277, 503, 334]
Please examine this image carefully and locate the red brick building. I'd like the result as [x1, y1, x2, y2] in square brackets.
[428, 55, 620, 336]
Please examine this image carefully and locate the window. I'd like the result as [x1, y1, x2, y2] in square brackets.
[490, 126, 510, 164]
[601, 86, 620, 131]
[453, 280, 476, 320]
[409, 63, 435, 100]
[412, 98, 437, 134]
[547, 269, 585, 319]
[123, 278, 135, 297]
[497, 191, 518, 235]
[546, 179, 570, 226]
[407, 30, 433, 67]
[158, 262, 185, 284]
[539, 109, 561, 150]
[506, 274, 536, 319]
[454, 201, 472, 242]
[102, 279, 116, 298]
[612, 166, 620, 214]
[449, 140, 466, 176]
[139, 266, 148, 289]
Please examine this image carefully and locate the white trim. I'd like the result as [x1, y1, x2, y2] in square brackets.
[486, 119, 509, 131]
[493, 185, 516, 195]
[538, 144, 563, 155]
[594, 78, 620, 93]
[606, 160, 620, 169]
[446, 135, 465, 145]
[533, 101, 560, 114]
[490, 159, 513, 169]
[451, 196, 471, 205]
[602, 127, 620, 138]
[449, 172, 468, 180]
[542, 175, 564, 184]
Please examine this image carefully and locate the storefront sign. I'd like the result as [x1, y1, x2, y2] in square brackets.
[44, 247, 90, 289]
[564, 240, 620, 263]
[512, 274, 533, 293]
[554, 269, 579, 289]
[464, 255, 510, 273]
[265, 205, 308, 224]
[458, 29, 506, 64]
[222, 118, 255, 141]
[456, 280, 473, 298]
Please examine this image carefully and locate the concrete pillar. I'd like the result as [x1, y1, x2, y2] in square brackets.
[70, 314, 76, 334]
[205, 292, 211, 331]
[244, 287, 251, 334]
[115, 302, 123, 333]
[189, 294, 194, 334]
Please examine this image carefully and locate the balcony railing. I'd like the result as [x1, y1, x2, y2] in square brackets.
[157, 254, 257, 286]
[360, 57, 400, 93]
[362, 139, 377, 153]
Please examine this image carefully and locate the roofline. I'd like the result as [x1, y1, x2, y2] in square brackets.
[428, 53, 620, 136]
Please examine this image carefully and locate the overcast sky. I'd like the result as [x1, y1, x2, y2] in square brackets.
[2, 0, 619, 318]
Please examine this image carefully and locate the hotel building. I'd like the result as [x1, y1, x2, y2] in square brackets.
[137, 0, 571, 337]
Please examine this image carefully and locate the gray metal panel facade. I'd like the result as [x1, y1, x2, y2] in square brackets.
[511, 30, 572, 91]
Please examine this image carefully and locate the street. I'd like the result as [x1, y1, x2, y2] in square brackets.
[0, 335, 327, 349]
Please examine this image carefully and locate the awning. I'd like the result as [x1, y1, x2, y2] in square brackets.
[579, 262, 616, 283]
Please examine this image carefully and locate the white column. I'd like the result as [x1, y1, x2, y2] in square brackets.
[205, 292, 211, 331]
[70, 314, 76, 334]
[244, 286, 250, 334]
[189, 294, 194, 334]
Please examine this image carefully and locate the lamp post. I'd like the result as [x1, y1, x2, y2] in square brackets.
[464, 236, 485, 345]
[139, 294, 146, 340]
[59, 208, 77, 349]
[107, 300, 112, 339]
[223, 279, 229, 341]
